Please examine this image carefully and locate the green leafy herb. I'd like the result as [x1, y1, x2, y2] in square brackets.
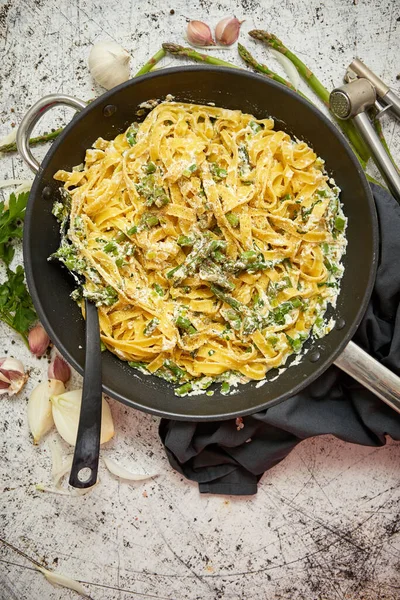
[0, 192, 30, 265]
[0, 266, 37, 344]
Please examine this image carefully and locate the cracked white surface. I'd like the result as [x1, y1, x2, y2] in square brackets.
[1, 0, 400, 599]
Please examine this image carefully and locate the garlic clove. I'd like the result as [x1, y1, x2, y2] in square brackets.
[48, 355, 71, 383]
[0, 357, 28, 396]
[28, 324, 50, 357]
[28, 380, 65, 444]
[215, 17, 244, 46]
[186, 20, 215, 47]
[88, 41, 131, 90]
[50, 389, 115, 446]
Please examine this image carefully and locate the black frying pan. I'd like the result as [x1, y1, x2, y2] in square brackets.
[19, 67, 400, 420]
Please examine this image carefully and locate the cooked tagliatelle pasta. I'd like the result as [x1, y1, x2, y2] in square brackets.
[52, 101, 347, 396]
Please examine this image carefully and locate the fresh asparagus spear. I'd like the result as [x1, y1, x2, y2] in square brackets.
[162, 43, 240, 69]
[238, 44, 308, 101]
[135, 48, 166, 76]
[0, 49, 167, 155]
[248, 30, 371, 164]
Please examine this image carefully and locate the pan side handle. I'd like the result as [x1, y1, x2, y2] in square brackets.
[334, 341, 400, 414]
[16, 94, 87, 174]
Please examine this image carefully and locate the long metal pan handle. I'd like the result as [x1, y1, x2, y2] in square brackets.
[16, 94, 87, 174]
[334, 341, 400, 414]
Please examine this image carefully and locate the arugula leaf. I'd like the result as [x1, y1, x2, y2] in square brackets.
[0, 192, 29, 265]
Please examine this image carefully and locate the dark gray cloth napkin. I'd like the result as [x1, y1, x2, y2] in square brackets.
[159, 184, 400, 495]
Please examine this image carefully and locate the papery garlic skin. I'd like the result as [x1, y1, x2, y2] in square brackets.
[50, 389, 115, 446]
[0, 357, 27, 396]
[88, 41, 131, 90]
[28, 324, 50, 357]
[215, 17, 243, 46]
[48, 355, 71, 384]
[186, 20, 215, 47]
[28, 380, 65, 444]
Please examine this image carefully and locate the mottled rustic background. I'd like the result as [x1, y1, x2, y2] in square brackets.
[0, 1, 399, 599]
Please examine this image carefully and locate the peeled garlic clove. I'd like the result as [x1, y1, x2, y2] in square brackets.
[215, 17, 244, 46]
[186, 20, 215, 47]
[88, 41, 131, 90]
[28, 324, 50, 357]
[28, 380, 65, 444]
[50, 389, 114, 446]
[0, 357, 27, 396]
[48, 355, 71, 383]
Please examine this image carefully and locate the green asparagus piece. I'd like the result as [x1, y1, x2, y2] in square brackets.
[1, 49, 167, 155]
[167, 237, 227, 284]
[163, 359, 187, 380]
[135, 48, 166, 76]
[248, 30, 371, 164]
[199, 259, 235, 291]
[238, 44, 308, 101]
[175, 315, 197, 334]
[0, 127, 64, 154]
[143, 317, 159, 336]
[162, 43, 240, 69]
[226, 212, 239, 228]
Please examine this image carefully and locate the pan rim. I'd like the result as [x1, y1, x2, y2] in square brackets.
[23, 65, 379, 421]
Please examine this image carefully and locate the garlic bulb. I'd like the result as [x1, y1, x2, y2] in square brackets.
[28, 380, 65, 444]
[186, 21, 215, 47]
[28, 324, 50, 357]
[50, 389, 115, 446]
[88, 41, 131, 90]
[0, 357, 27, 397]
[215, 17, 244, 46]
[48, 355, 71, 383]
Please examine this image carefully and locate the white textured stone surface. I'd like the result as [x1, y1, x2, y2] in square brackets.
[1, 1, 400, 599]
